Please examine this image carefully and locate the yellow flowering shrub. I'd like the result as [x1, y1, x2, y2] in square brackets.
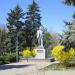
[51, 45, 75, 64]
[22, 49, 31, 58]
[31, 49, 37, 57]
[22, 48, 36, 58]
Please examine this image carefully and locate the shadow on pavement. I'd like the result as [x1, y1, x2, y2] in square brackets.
[0, 64, 33, 70]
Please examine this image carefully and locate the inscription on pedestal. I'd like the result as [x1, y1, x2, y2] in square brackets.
[35, 46, 45, 59]
[37, 50, 43, 53]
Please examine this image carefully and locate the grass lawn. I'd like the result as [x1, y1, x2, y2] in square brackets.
[41, 59, 75, 71]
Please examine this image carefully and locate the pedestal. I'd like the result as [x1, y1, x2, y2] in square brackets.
[35, 46, 45, 59]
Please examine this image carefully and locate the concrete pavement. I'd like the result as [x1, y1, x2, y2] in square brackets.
[0, 61, 50, 75]
[0, 61, 75, 75]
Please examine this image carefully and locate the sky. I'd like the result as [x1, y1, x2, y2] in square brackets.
[0, 0, 75, 34]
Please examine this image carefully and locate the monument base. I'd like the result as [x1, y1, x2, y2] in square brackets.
[35, 46, 45, 59]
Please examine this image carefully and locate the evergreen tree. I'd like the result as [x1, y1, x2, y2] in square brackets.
[6, 5, 25, 52]
[61, 14, 75, 51]
[25, 0, 42, 50]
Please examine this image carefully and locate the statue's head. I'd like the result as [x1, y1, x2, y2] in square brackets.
[39, 26, 42, 30]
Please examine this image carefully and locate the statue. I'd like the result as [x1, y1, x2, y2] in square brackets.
[35, 26, 45, 59]
[37, 26, 43, 47]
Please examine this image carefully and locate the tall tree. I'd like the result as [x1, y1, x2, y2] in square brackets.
[61, 14, 75, 51]
[6, 5, 25, 53]
[25, 0, 42, 50]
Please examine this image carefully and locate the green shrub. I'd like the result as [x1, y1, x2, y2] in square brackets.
[0, 56, 5, 65]
[0, 53, 16, 65]
[9, 54, 16, 62]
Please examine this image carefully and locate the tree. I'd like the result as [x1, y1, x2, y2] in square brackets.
[6, 5, 25, 53]
[0, 28, 7, 55]
[63, 0, 75, 6]
[61, 14, 75, 51]
[43, 32, 52, 58]
[25, 0, 42, 51]
[43, 31, 61, 58]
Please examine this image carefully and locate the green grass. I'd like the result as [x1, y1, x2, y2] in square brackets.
[42, 63, 75, 71]
[41, 59, 75, 71]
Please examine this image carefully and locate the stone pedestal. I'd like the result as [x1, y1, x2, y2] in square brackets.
[35, 46, 45, 59]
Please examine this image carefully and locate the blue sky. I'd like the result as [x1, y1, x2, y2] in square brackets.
[0, 0, 75, 34]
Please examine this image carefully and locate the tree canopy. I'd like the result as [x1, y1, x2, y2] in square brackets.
[61, 14, 75, 51]
[64, 0, 75, 6]
[6, 5, 25, 52]
[24, 0, 42, 50]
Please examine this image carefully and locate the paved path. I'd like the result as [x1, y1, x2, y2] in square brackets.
[0, 61, 75, 75]
[0, 61, 51, 75]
